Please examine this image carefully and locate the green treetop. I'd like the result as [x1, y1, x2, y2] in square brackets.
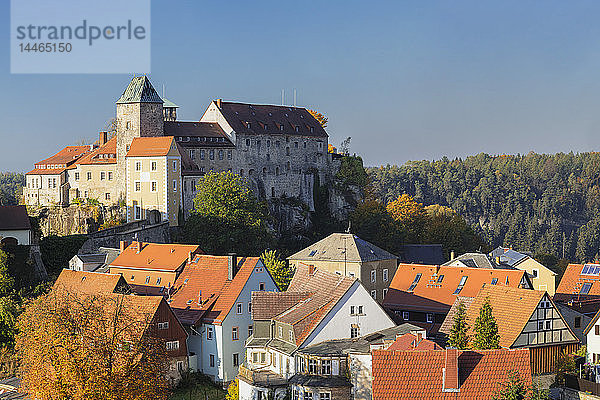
[448, 301, 469, 349]
[471, 297, 500, 350]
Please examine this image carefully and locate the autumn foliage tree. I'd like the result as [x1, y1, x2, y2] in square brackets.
[307, 109, 328, 128]
[386, 194, 428, 242]
[261, 250, 292, 290]
[16, 290, 170, 400]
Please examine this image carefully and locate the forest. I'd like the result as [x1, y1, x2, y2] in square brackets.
[0, 173, 24, 206]
[368, 152, 600, 263]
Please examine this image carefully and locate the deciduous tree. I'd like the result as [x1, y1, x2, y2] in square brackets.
[307, 110, 328, 128]
[261, 250, 292, 290]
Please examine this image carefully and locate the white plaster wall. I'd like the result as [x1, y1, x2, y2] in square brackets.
[587, 326, 600, 363]
[301, 281, 395, 347]
[0, 229, 30, 245]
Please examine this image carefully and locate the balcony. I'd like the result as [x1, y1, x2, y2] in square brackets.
[238, 364, 288, 388]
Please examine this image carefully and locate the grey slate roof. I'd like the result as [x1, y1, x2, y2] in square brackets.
[443, 252, 496, 268]
[116, 76, 163, 104]
[0, 206, 30, 231]
[162, 98, 179, 108]
[0, 377, 28, 399]
[288, 233, 398, 263]
[489, 247, 530, 267]
[398, 244, 444, 265]
[296, 323, 423, 356]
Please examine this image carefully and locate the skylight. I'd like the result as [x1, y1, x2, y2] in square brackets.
[437, 275, 444, 283]
[491, 278, 498, 285]
[582, 264, 600, 276]
[407, 273, 422, 291]
[580, 282, 593, 295]
[453, 276, 468, 295]
[308, 250, 317, 257]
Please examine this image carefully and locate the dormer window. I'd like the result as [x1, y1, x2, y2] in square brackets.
[280, 124, 284, 132]
[246, 122, 251, 129]
[310, 127, 314, 133]
[295, 126, 300, 132]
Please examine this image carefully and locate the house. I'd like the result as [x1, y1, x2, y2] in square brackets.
[443, 252, 498, 269]
[108, 241, 202, 291]
[489, 247, 557, 294]
[239, 264, 395, 400]
[125, 136, 182, 226]
[554, 263, 600, 303]
[386, 332, 442, 351]
[167, 254, 279, 384]
[555, 302, 592, 344]
[439, 285, 579, 374]
[372, 347, 532, 400]
[53, 269, 130, 294]
[284, 324, 426, 400]
[68, 247, 120, 272]
[583, 309, 600, 364]
[287, 233, 398, 303]
[383, 264, 532, 333]
[0, 205, 31, 246]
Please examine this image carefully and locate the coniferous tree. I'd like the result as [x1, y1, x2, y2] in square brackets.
[448, 301, 469, 349]
[472, 297, 500, 350]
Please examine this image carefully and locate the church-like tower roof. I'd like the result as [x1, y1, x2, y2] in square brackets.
[117, 76, 163, 104]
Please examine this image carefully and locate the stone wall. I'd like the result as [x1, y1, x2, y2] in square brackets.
[78, 220, 171, 254]
[30, 204, 126, 236]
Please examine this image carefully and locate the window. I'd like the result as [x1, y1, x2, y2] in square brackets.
[218, 150, 224, 160]
[575, 316, 582, 328]
[538, 321, 545, 331]
[108, 171, 113, 180]
[145, 276, 150, 284]
[453, 276, 468, 294]
[207, 326, 214, 340]
[289, 330, 293, 342]
[358, 305, 363, 314]
[151, 181, 157, 191]
[158, 322, 169, 330]
[133, 201, 140, 219]
[321, 359, 331, 374]
[151, 161, 157, 170]
[370, 290, 376, 299]
[135, 181, 141, 191]
[383, 269, 389, 282]
[200, 150, 205, 160]
[279, 326, 283, 338]
[172, 161, 176, 172]
[350, 324, 360, 338]
[540, 299, 551, 308]
[532, 269, 539, 278]
[408, 273, 422, 291]
[105, 193, 110, 200]
[100, 172, 105, 180]
[227, 150, 232, 160]
[427, 313, 434, 323]
[246, 139, 251, 146]
[189, 150, 195, 159]
[596, 325, 600, 336]
[166, 341, 179, 351]
[308, 359, 317, 374]
[350, 306, 355, 315]
[371, 270, 376, 283]
[304, 392, 313, 400]
[126, 121, 131, 129]
[173, 180, 177, 191]
[87, 172, 92, 180]
[135, 162, 141, 171]
[232, 353, 239, 367]
[319, 394, 331, 400]
[209, 150, 215, 160]
[403, 311, 409, 321]
[259, 282, 265, 291]
[232, 327, 239, 340]
[74, 172, 79, 181]
[248, 302, 252, 313]
[580, 283, 592, 295]
[209, 354, 215, 368]
[248, 325, 253, 337]
[491, 278, 498, 285]
[286, 147, 290, 156]
[156, 277, 161, 285]
[383, 288, 388, 297]
[236, 303, 243, 314]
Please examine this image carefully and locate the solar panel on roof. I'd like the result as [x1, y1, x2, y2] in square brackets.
[582, 264, 600, 276]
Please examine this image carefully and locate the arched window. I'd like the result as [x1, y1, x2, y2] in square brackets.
[240, 169, 244, 176]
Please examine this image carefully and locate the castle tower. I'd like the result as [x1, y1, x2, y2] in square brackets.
[115, 76, 164, 199]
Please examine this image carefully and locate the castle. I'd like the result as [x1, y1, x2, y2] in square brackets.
[23, 76, 333, 226]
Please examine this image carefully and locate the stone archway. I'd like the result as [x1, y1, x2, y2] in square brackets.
[0, 237, 18, 246]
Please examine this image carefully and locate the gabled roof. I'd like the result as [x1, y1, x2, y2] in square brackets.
[372, 348, 532, 400]
[383, 264, 530, 313]
[125, 137, 177, 158]
[288, 233, 398, 263]
[443, 252, 497, 268]
[162, 98, 179, 108]
[0, 206, 30, 230]
[27, 145, 91, 175]
[555, 264, 600, 300]
[398, 244, 444, 265]
[168, 255, 264, 325]
[583, 307, 600, 335]
[489, 247, 530, 267]
[109, 242, 202, 272]
[438, 296, 475, 335]
[116, 76, 163, 104]
[387, 333, 442, 351]
[74, 137, 117, 165]
[217, 101, 328, 138]
[461, 285, 576, 348]
[53, 269, 129, 294]
[251, 292, 312, 321]
[274, 265, 356, 346]
[163, 121, 233, 147]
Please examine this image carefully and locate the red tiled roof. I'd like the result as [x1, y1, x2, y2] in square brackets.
[0, 205, 30, 230]
[556, 264, 600, 300]
[251, 292, 312, 321]
[386, 333, 442, 351]
[27, 145, 92, 175]
[126, 137, 176, 157]
[109, 242, 202, 272]
[372, 348, 532, 400]
[168, 255, 262, 325]
[383, 264, 531, 313]
[75, 137, 117, 165]
[53, 269, 129, 294]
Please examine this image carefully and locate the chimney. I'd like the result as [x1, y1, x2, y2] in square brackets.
[308, 264, 316, 276]
[443, 348, 459, 392]
[216, 99, 222, 108]
[119, 240, 129, 252]
[496, 256, 501, 266]
[133, 241, 141, 254]
[450, 250, 455, 261]
[228, 253, 238, 280]
[188, 251, 193, 263]
[99, 131, 108, 146]
[197, 290, 202, 305]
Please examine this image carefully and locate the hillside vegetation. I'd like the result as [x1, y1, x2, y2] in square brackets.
[368, 152, 600, 263]
[0, 173, 24, 206]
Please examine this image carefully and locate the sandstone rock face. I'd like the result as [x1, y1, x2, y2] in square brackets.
[30, 205, 126, 236]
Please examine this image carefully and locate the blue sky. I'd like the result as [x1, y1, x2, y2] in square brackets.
[2, 1, 600, 171]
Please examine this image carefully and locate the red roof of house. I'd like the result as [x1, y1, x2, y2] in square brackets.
[555, 264, 600, 301]
[168, 255, 263, 325]
[109, 242, 202, 272]
[75, 137, 117, 165]
[27, 145, 92, 175]
[126, 137, 176, 157]
[53, 269, 129, 294]
[383, 264, 531, 313]
[372, 348, 532, 400]
[386, 333, 442, 351]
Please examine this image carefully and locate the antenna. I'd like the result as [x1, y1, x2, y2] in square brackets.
[294, 89, 297, 107]
[162, 84, 165, 98]
[281, 89, 285, 105]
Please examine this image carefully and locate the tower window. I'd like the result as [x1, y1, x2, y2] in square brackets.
[126, 121, 131, 129]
